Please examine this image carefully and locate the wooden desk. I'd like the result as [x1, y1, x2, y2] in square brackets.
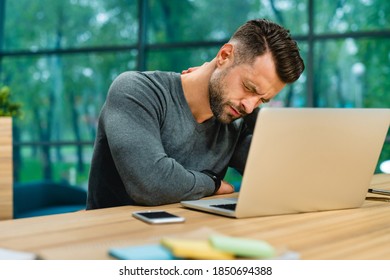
[0, 174, 389, 260]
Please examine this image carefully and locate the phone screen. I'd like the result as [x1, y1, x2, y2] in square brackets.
[132, 211, 185, 224]
[137, 211, 179, 219]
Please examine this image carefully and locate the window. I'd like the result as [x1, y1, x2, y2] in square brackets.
[1, 0, 389, 188]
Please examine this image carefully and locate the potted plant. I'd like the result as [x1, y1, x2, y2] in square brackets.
[0, 85, 22, 117]
[0, 85, 22, 220]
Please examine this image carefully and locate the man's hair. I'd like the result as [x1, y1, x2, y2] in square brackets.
[229, 18, 304, 83]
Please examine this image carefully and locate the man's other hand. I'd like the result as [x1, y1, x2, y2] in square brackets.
[181, 62, 209, 74]
[215, 180, 235, 195]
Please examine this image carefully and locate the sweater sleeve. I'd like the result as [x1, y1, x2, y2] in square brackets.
[101, 72, 215, 205]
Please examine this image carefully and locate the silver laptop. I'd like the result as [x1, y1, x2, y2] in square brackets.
[181, 108, 390, 218]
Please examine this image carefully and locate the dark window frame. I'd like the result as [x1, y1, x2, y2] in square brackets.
[0, 0, 389, 174]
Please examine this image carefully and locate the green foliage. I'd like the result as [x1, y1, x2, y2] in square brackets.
[18, 157, 90, 185]
[376, 142, 390, 173]
[1, 0, 389, 184]
[0, 86, 23, 118]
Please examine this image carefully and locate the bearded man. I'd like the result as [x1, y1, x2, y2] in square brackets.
[87, 19, 304, 209]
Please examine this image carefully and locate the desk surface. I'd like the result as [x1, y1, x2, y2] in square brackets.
[0, 174, 389, 260]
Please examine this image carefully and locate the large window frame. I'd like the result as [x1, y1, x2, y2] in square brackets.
[0, 0, 389, 184]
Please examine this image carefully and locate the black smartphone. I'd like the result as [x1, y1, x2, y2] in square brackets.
[132, 210, 186, 224]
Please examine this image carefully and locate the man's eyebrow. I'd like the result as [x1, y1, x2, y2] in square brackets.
[246, 81, 271, 103]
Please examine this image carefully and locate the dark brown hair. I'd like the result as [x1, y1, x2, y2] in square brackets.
[230, 18, 305, 83]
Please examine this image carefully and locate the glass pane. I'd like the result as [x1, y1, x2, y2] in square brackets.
[147, 47, 219, 72]
[2, 51, 137, 143]
[4, 0, 138, 51]
[146, 0, 307, 44]
[15, 145, 93, 187]
[314, 38, 390, 108]
[314, 0, 390, 34]
[378, 140, 390, 173]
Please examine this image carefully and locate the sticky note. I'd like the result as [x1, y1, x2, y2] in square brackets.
[209, 234, 275, 259]
[161, 238, 234, 260]
[109, 244, 177, 260]
[0, 248, 37, 260]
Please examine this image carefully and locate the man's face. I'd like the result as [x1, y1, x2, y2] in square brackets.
[209, 52, 286, 124]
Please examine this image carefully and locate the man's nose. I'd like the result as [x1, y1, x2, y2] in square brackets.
[241, 96, 262, 114]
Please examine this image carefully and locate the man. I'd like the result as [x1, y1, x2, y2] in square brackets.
[86, 19, 304, 210]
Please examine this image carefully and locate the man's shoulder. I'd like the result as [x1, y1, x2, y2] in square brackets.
[108, 71, 182, 107]
[109, 71, 176, 92]
[116, 70, 178, 83]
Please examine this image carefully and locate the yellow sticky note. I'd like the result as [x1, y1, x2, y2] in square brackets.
[161, 238, 234, 260]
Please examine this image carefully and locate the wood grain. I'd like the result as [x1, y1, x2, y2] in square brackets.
[0, 117, 13, 220]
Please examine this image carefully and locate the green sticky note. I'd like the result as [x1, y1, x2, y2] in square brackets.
[209, 234, 275, 259]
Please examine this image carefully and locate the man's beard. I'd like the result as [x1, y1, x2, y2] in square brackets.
[208, 68, 246, 124]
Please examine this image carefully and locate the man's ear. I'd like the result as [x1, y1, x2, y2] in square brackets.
[216, 43, 234, 67]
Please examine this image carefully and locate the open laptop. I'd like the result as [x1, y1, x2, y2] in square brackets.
[181, 108, 390, 218]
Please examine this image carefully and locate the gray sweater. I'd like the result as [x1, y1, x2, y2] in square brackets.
[87, 71, 256, 209]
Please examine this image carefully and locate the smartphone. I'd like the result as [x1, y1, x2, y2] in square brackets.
[132, 210, 185, 224]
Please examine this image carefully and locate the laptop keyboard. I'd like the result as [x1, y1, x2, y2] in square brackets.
[210, 203, 237, 211]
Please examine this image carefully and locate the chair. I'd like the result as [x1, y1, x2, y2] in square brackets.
[224, 167, 242, 192]
[13, 181, 87, 219]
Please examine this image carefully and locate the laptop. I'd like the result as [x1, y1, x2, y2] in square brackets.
[181, 108, 390, 218]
